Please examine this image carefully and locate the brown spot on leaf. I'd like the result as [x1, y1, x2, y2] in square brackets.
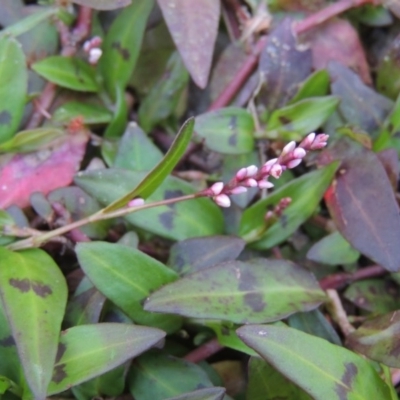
[335, 362, 357, 400]
[52, 363, 67, 384]
[55, 343, 67, 363]
[0, 110, 11, 126]
[9, 278, 31, 293]
[279, 116, 291, 125]
[228, 132, 237, 146]
[159, 210, 174, 230]
[111, 42, 130, 60]
[31, 281, 52, 298]
[0, 335, 15, 347]
[244, 292, 266, 312]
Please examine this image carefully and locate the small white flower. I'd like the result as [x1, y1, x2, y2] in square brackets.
[88, 48, 102, 64]
[214, 194, 231, 208]
[270, 164, 283, 179]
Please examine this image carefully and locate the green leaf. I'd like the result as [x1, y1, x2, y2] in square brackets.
[47, 323, 165, 395]
[129, 351, 215, 400]
[346, 311, 400, 368]
[104, 84, 128, 138]
[0, 35, 27, 143]
[287, 310, 342, 345]
[101, 117, 194, 213]
[145, 258, 325, 324]
[247, 357, 312, 400]
[76, 241, 182, 332]
[100, 0, 154, 97]
[76, 169, 224, 241]
[0, 248, 67, 400]
[32, 56, 98, 92]
[343, 279, 400, 313]
[166, 387, 226, 400]
[71, 0, 131, 9]
[288, 69, 330, 104]
[239, 163, 338, 249]
[113, 122, 163, 170]
[237, 324, 392, 400]
[52, 101, 112, 125]
[307, 231, 360, 265]
[194, 107, 255, 154]
[168, 236, 245, 275]
[138, 51, 189, 131]
[266, 96, 339, 140]
[0, 7, 59, 38]
[0, 127, 64, 153]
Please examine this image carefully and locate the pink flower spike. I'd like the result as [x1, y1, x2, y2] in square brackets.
[236, 168, 247, 180]
[214, 194, 231, 208]
[311, 134, 329, 149]
[230, 186, 247, 194]
[128, 198, 145, 207]
[281, 141, 296, 156]
[270, 163, 283, 179]
[244, 178, 258, 187]
[258, 180, 274, 189]
[210, 181, 224, 196]
[300, 132, 316, 149]
[293, 147, 306, 159]
[287, 158, 302, 169]
[261, 158, 278, 175]
[245, 165, 258, 177]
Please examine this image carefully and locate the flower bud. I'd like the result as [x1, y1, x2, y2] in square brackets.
[258, 180, 274, 189]
[281, 141, 296, 156]
[230, 186, 247, 194]
[287, 159, 302, 169]
[245, 165, 258, 177]
[244, 178, 258, 187]
[210, 181, 224, 196]
[293, 147, 306, 159]
[128, 198, 145, 207]
[89, 48, 102, 64]
[236, 168, 247, 180]
[261, 158, 278, 174]
[214, 194, 231, 208]
[270, 163, 283, 179]
[311, 134, 329, 149]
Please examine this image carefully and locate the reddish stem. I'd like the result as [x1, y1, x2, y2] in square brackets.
[319, 265, 387, 291]
[293, 0, 376, 35]
[184, 338, 224, 363]
[208, 36, 267, 111]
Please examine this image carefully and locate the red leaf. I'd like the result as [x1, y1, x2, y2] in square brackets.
[157, 0, 220, 89]
[324, 139, 400, 272]
[0, 130, 88, 209]
[310, 19, 371, 84]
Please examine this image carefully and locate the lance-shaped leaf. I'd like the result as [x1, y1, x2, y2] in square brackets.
[237, 325, 392, 400]
[32, 56, 98, 92]
[194, 107, 255, 154]
[100, 0, 154, 97]
[0, 248, 67, 400]
[346, 312, 400, 368]
[53, 101, 112, 125]
[47, 323, 165, 395]
[166, 387, 226, 400]
[258, 18, 312, 110]
[324, 139, 400, 272]
[129, 351, 215, 399]
[288, 69, 330, 104]
[71, 0, 131, 10]
[247, 357, 312, 400]
[100, 117, 194, 213]
[0, 35, 27, 143]
[240, 163, 338, 249]
[76, 241, 182, 332]
[145, 259, 325, 324]
[158, 0, 220, 88]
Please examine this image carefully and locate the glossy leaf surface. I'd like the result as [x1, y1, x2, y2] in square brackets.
[0, 35, 27, 143]
[129, 351, 215, 399]
[76, 241, 182, 332]
[157, 0, 220, 88]
[101, 118, 194, 212]
[0, 247, 67, 400]
[240, 163, 338, 249]
[47, 323, 165, 395]
[145, 258, 325, 323]
[237, 324, 391, 400]
[32, 56, 98, 92]
[100, 0, 154, 96]
[194, 107, 255, 154]
[324, 140, 400, 272]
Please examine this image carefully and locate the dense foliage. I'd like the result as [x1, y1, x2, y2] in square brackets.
[1, 0, 400, 399]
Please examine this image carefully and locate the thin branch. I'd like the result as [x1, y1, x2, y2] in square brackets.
[326, 289, 355, 337]
[184, 338, 224, 363]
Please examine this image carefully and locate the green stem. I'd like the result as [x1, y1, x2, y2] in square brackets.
[7, 193, 198, 251]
